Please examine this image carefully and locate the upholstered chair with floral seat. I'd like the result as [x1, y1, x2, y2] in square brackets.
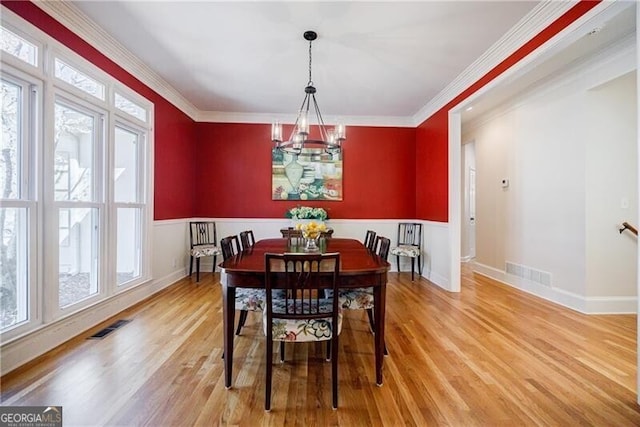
[334, 236, 390, 355]
[220, 235, 266, 336]
[189, 221, 221, 282]
[264, 252, 341, 411]
[390, 222, 423, 281]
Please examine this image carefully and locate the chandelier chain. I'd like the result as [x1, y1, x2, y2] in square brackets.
[308, 39, 313, 85]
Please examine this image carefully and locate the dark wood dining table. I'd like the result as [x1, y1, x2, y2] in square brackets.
[219, 237, 390, 388]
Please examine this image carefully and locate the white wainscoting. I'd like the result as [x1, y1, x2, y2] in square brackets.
[473, 262, 637, 314]
[0, 217, 451, 376]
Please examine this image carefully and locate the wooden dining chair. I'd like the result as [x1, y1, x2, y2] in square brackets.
[390, 222, 423, 280]
[220, 235, 264, 335]
[335, 236, 390, 354]
[188, 221, 221, 282]
[239, 230, 255, 251]
[364, 230, 377, 251]
[264, 252, 341, 411]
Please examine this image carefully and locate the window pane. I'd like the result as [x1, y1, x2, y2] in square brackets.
[114, 126, 139, 203]
[59, 208, 99, 308]
[1, 78, 21, 200]
[117, 208, 141, 286]
[115, 93, 146, 122]
[1, 207, 29, 330]
[54, 103, 95, 202]
[54, 58, 105, 101]
[0, 27, 37, 66]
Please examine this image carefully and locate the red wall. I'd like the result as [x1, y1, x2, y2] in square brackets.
[2, 0, 198, 220]
[6, 0, 601, 222]
[416, 0, 602, 222]
[195, 123, 416, 219]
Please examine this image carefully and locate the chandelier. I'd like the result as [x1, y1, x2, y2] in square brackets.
[271, 30, 345, 155]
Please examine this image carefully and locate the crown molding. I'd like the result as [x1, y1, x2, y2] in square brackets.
[411, 0, 615, 127]
[463, 34, 636, 134]
[33, 0, 200, 120]
[30, 0, 618, 129]
[195, 111, 415, 128]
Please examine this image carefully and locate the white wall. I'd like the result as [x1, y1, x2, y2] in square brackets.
[462, 41, 637, 314]
[585, 72, 638, 300]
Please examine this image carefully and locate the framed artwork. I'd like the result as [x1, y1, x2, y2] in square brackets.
[272, 148, 342, 201]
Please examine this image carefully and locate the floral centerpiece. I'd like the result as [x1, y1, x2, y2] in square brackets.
[286, 206, 328, 221]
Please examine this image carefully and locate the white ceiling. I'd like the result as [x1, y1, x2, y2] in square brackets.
[69, 0, 540, 123]
[63, 1, 636, 127]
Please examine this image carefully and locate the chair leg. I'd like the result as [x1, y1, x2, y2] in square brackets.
[326, 340, 331, 361]
[236, 310, 248, 335]
[410, 258, 415, 281]
[367, 309, 389, 355]
[366, 309, 375, 333]
[331, 336, 339, 410]
[396, 255, 400, 273]
[212, 255, 217, 276]
[418, 254, 422, 275]
[196, 258, 201, 282]
[280, 342, 285, 363]
[266, 338, 273, 411]
[189, 255, 194, 277]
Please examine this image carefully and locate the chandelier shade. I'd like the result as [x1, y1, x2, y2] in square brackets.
[271, 30, 345, 154]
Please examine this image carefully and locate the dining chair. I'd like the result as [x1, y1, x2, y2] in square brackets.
[188, 221, 221, 282]
[390, 222, 423, 281]
[239, 230, 255, 251]
[364, 230, 377, 251]
[283, 227, 305, 247]
[336, 236, 390, 354]
[220, 235, 264, 335]
[264, 252, 341, 411]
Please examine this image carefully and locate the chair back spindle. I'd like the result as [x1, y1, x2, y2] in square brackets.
[240, 230, 256, 251]
[220, 235, 240, 260]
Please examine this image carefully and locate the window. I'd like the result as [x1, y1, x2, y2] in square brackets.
[0, 14, 153, 339]
[115, 93, 147, 123]
[114, 124, 146, 286]
[54, 99, 103, 308]
[0, 71, 38, 332]
[0, 26, 37, 66]
[54, 58, 105, 101]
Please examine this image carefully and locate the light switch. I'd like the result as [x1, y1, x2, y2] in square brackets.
[621, 197, 629, 209]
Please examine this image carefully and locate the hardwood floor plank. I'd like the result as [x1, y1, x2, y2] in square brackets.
[2, 268, 639, 425]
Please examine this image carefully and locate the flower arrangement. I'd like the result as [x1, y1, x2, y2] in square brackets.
[286, 206, 328, 221]
[296, 221, 327, 240]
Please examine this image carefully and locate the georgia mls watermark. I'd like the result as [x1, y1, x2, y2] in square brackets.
[0, 406, 62, 427]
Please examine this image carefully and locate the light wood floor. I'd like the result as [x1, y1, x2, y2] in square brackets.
[2, 266, 639, 426]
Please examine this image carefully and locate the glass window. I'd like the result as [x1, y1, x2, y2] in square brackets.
[115, 93, 147, 123]
[116, 208, 141, 286]
[1, 78, 21, 199]
[54, 58, 105, 101]
[54, 103, 96, 202]
[1, 15, 152, 338]
[0, 207, 29, 329]
[114, 126, 140, 203]
[58, 208, 99, 308]
[0, 71, 36, 334]
[0, 26, 37, 66]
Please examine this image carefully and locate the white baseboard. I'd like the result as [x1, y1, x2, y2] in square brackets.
[0, 268, 186, 376]
[472, 262, 636, 314]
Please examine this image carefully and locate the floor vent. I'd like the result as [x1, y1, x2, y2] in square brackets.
[505, 261, 552, 287]
[88, 319, 131, 340]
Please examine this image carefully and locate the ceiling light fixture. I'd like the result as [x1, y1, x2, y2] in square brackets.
[271, 30, 345, 155]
